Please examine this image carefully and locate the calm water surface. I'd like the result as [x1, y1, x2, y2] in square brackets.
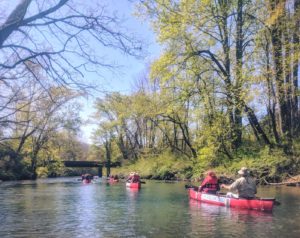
[0, 178, 300, 238]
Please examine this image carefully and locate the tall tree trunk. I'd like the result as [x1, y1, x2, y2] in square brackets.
[283, 11, 293, 141]
[179, 122, 197, 158]
[149, 120, 156, 148]
[269, 0, 286, 137]
[245, 105, 272, 146]
[118, 133, 128, 160]
[292, 0, 300, 133]
[234, 0, 244, 149]
[30, 143, 42, 180]
[266, 36, 281, 144]
[219, 1, 235, 150]
[173, 122, 178, 151]
[105, 140, 111, 177]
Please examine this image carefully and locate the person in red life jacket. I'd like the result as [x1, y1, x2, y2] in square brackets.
[199, 171, 220, 194]
[132, 172, 140, 183]
[127, 172, 135, 182]
[109, 174, 119, 182]
[81, 173, 93, 183]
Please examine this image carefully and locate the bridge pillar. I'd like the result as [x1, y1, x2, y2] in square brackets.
[98, 165, 103, 178]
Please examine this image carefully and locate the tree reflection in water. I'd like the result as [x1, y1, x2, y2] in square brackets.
[188, 199, 274, 237]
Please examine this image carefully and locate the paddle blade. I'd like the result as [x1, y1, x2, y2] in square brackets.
[185, 184, 197, 189]
[274, 200, 281, 206]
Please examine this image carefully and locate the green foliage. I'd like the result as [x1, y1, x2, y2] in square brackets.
[0, 151, 32, 180]
[2, 0, 300, 182]
[113, 150, 192, 179]
[211, 147, 296, 182]
[36, 167, 49, 178]
[190, 142, 300, 182]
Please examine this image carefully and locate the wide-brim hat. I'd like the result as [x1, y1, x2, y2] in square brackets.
[238, 167, 249, 175]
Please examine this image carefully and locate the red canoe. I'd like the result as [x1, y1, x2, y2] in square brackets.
[126, 181, 141, 189]
[82, 179, 92, 184]
[188, 188, 275, 211]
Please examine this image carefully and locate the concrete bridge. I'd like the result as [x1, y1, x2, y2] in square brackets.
[62, 161, 121, 177]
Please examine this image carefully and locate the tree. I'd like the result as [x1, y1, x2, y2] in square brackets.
[260, 0, 300, 150]
[0, 0, 142, 88]
[0, 0, 144, 179]
[0, 0, 143, 141]
[138, 0, 272, 154]
[10, 84, 80, 179]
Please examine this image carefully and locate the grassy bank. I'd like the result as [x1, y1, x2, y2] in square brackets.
[2, 147, 299, 183]
[111, 148, 300, 184]
[223, 150, 298, 183]
[112, 151, 193, 180]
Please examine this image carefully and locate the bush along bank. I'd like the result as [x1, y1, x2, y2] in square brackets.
[112, 152, 193, 181]
[212, 149, 300, 185]
[112, 148, 300, 185]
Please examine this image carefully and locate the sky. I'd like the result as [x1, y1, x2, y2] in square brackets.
[0, 0, 160, 144]
[78, 0, 161, 144]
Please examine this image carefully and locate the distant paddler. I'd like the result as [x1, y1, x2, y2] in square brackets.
[81, 173, 94, 184]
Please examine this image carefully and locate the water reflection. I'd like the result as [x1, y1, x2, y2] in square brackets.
[188, 198, 275, 237]
[126, 187, 140, 198]
[1, 179, 300, 237]
[189, 199, 273, 219]
[228, 207, 273, 222]
[188, 199, 225, 237]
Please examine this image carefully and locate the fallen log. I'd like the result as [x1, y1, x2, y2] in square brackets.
[264, 178, 300, 186]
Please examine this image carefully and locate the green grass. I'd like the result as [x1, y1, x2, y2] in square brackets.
[112, 151, 193, 180]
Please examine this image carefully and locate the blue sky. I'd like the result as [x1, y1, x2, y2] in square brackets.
[79, 0, 161, 144]
[0, 0, 160, 144]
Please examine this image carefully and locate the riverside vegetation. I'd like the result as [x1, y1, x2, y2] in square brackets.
[1, 1, 300, 183]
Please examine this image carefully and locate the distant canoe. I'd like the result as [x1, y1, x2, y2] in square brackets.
[82, 179, 92, 184]
[109, 178, 119, 183]
[126, 181, 141, 189]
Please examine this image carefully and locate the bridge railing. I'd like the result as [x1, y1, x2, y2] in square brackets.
[49, 160, 121, 177]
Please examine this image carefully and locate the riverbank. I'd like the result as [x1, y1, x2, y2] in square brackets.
[111, 150, 300, 185]
[1, 148, 299, 183]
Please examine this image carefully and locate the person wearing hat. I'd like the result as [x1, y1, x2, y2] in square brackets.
[220, 167, 257, 198]
[199, 170, 220, 194]
[127, 172, 140, 183]
[127, 172, 135, 182]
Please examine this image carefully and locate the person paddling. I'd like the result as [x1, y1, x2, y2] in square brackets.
[127, 172, 135, 182]
[220, 167, 257, 198]
[199, 170, 220, 194]
[132, 172, 140, 183]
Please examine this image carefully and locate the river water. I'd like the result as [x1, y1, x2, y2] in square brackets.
[0, 178, 299, 238]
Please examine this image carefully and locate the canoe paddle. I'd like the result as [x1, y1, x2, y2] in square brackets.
[126, 180, 146, 184]
[185, 184, 198, 190]
[274, 200, 281, 206]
